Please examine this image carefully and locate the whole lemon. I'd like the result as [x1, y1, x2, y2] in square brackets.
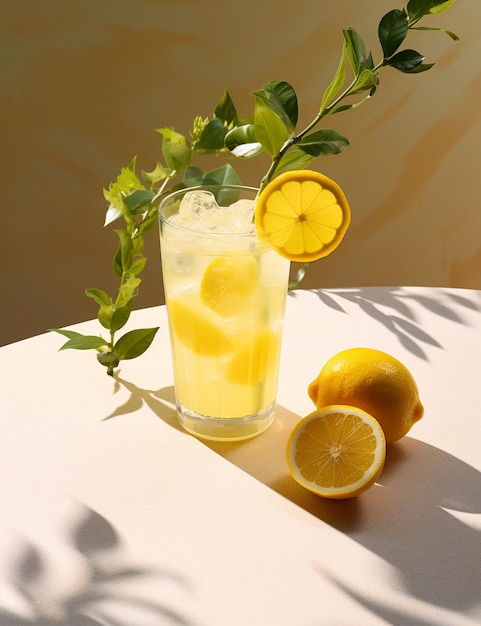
[308, 347, 424, 443]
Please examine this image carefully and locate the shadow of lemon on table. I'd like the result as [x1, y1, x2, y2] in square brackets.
[324, 437, 481, 617]
[205, 406, 481, 614]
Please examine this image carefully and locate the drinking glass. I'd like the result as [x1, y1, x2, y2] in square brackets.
[158, 184, 290, 441]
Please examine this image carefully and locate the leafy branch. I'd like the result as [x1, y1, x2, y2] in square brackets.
[51, 0, 458, 375]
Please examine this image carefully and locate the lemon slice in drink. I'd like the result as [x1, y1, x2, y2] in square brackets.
[255, 170, 351, 262]
[167, 296, 233, 356]
[226, 328, 282, 386]
[201, 256, 259, 317]
[286, 405, 386, 499]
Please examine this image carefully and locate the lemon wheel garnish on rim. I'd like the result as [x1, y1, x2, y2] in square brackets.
[255, 169, 351, 262]
[286, 405, 386, 499]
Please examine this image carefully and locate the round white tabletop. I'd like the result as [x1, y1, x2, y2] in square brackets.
[1, 287, 480, 625]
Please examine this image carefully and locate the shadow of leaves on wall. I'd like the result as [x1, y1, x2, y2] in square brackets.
[1, 506, 196, 626]
[292, 286, 481, 359]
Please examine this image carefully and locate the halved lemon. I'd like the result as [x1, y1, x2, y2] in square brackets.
[286, 405, 386, 499]
[255, 170, 351, 262]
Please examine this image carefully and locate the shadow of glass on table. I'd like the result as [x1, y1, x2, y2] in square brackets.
[106, 378, 362, 529]
[204, 404, 363, 530]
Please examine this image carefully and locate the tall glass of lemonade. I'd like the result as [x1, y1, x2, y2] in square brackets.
[159, 185, 290, 441]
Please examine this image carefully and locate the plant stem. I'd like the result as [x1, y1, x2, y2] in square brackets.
[262, 56, 389, 191]
[261, 76, 358, 189]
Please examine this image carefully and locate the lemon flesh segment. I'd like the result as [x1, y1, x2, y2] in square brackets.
[286, 405, 386, 499]
[167, 295, 233, 356]
[256, 170, 351, 263]
[200, 256, 260, 317]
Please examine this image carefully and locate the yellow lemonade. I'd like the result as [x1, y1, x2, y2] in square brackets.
[159, 186, 290, 440]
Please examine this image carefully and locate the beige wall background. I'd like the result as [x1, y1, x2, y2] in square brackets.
[2, 0, 480, 346]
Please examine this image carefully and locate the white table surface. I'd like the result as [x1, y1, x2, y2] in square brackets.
[1, 287, 480, 626]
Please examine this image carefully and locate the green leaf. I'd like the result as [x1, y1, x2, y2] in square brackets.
[183, 165, 204, 187]
[331, 104, 356, 114]
[157, 127, 192, 170]
[297, 129, 349, 157]
[113, 229, 133, 276]
[97, 305, 113, 330]
[132, 236, 144, 256]
[103, 163, 144, 226]
[258, 80, 298, 130]
[342, 28, 368, 74]
[113, 245, 122, 278]
[407, 0, 433, 22]
[136, 210, 159, 237]
[49, 329, 109, 351]
[320, 45, 347, 114]
[123, 189, 156, 215]
[412, 25, 459, 41]
[85, 289, 113, 330]
[274, 150, 316, 177]
[201, 164, 242, 205]
[110, 303, 133, 332]
[350, 68, 379, 95]
[397, 61, 435, 74]
[251, 81, 298, 158]
[49, 328, 84, 339]
[114, 327, 159, 361]
[407, 0, 454, 24]
[384, 49, 425, 71]
[129, 256, 147, 275]
[126, 156, 137, 172]
[429, 0, 456, 14]
[195, 118, 227, 151]
[252, 95, 290, 157]
[224, 124, 263, 158]
[142, 162, 169, 187]
[85, 288, 111, 307]
[59, 336, 109, 351]
[378, 9, 408, 58]
[330, 91, 374, 114]
[201, 163, 241, 187]
[112, 165, 141, 193]
[117, 274, 142, 307]
[214, 90, 239, 126]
